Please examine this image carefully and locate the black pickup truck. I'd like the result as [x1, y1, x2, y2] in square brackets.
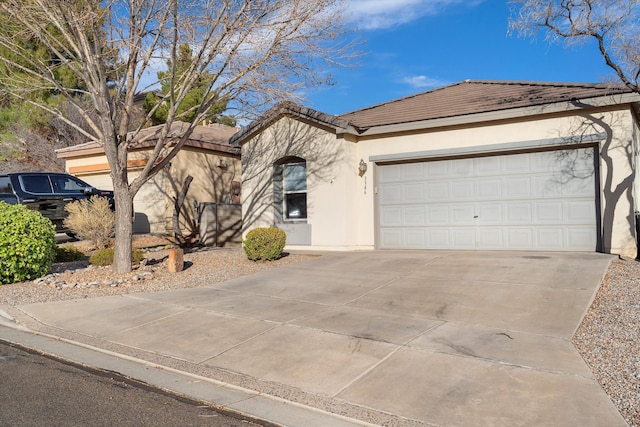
[0, 172, 114, 234]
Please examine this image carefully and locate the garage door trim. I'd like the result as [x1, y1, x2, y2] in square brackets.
[369, 133, 605, 165]
[375, 146, 601, 252]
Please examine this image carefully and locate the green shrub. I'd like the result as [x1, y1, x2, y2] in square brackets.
[89, 247, 145, 266]
[0, 202, 56, 284]
[55, 245, 86, 263]
[64, 195, 115, 249]
[243, 227, 286, 261]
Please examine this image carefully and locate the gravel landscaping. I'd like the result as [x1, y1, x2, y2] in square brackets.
[572, 257, 640, 427]
[0, 241, 638, 426]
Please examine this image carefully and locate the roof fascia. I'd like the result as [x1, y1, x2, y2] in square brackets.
[233, 106, 357, 146]
[349, 92, 640, 138]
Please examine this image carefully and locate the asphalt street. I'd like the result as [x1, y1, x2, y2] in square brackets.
[0, 340, 272, 427]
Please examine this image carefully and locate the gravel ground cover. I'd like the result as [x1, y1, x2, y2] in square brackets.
[0, 237, 316, 306]
[0, 241, 638, 425]
[572, 257, 640, 427]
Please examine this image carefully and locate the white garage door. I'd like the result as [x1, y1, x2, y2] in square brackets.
[377, 148, 598, 251]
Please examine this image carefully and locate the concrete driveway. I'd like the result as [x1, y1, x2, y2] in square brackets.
[15, 251, 626, 426]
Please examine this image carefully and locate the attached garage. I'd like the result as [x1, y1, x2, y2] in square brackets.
[377, 147, 598, 251]
[236, 81, 640, 258]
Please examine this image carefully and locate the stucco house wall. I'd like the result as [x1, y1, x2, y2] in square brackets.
[57, 123, 241, 240]
[242, 116, 361, 248]
[236, 81, 640, 258]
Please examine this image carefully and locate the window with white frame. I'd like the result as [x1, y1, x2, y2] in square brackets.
[274, 157, 307, 222]
[283, 162, 307, 219]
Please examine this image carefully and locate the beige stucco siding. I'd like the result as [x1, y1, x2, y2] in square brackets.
[165, 147, 241, 235]
[241, 117, 362, 249]
[354, 108, 637, 256]
[62, 146, 241, 237]
[243, 107, 638, 257]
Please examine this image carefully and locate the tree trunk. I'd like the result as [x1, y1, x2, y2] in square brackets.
[113, 187, 134, 274]
[173, 175, 193, 246]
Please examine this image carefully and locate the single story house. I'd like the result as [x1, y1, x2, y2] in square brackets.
[232, 81, 640, 258]
[57, 122, 242, 243]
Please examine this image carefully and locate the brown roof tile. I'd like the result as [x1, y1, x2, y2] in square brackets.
[338, 80, 632, 130]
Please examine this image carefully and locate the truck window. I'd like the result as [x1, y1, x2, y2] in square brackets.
[0, 177, 12, 193]
[51, 175, 87, 194]
[21, 175, 53, 194]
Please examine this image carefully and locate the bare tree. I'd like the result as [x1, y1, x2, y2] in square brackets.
[509, 0, 640, 93]
[0, 0, 354, 272]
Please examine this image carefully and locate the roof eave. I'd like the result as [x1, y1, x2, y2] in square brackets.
[353, 92, 640, 137]
[231, 102, 357, 146]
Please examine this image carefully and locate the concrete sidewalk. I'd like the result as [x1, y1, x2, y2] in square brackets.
[3, 251, 628, 426]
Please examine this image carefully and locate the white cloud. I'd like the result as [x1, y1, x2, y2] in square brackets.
[402, 75, 448, 88]
[347, 0, 484, 30]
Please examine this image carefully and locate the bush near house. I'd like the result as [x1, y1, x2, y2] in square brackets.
[64, 195, 115, 249]
[55, 245, 86, 263]
[243, 227, 286, 261]
[0, 202, 56, 284]
[89, 247, 145, 267]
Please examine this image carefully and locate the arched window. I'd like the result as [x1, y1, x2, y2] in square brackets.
[274, 157, 307, 221]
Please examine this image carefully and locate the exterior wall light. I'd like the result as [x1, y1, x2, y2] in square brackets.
[358, 159, 368, 177]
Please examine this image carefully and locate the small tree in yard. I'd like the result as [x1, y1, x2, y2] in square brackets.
[0, 0, 355, 273]
[509, 0, 640, 94]
[64, 196, 116, 250]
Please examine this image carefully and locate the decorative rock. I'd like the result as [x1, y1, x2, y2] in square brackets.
[168, 248, 184, 273]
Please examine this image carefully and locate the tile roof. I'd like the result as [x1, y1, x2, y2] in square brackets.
[338, 80, 633, 130]
[57, 121, 240, 158]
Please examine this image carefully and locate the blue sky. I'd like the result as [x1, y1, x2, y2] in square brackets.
[307, 0, 617, 115]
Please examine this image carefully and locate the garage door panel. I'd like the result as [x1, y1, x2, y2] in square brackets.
[377, 147, 597, 251]
[451, 205, 476, 225]
[380, 183, 403, 203]
[405, 229, 426, 247]
[451, 180, 475, 200]
[379, 164, 403, 182]
[506, 228, 534, 248]
[504, 153, 530, 172]
[380, 207, 402, 226]
[477, 204, 502, 224]
[477, 228, 505, 248]
[404, 207, 426, 226]
[566, 228, 597, 249]
[562, 176, 594, 196]
[566, 201, 596, 223]
[427, 229, 450, 248]
[404, 162, 425, 179]
[452, 159, 474, 177]
[535, 228, 564, 249]
[532, 175, 565, 198]
[504, 177, 532, 199]
[380, 229, 403, 247]
[475, 156, 502, 175]
[534, 202, 564, 223]
[477, 178, 502, 199]
[452, 229, 476, 248]
[404, 182, 426, 203]
[504, 203, 533, 223]
[427, 206, 449, 224]
[425, 161, 449, 178]
[427, 182, 449, 201]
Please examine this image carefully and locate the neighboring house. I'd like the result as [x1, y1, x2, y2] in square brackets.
[232, 81, 640, 258]
[57, 122, 241, 243]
